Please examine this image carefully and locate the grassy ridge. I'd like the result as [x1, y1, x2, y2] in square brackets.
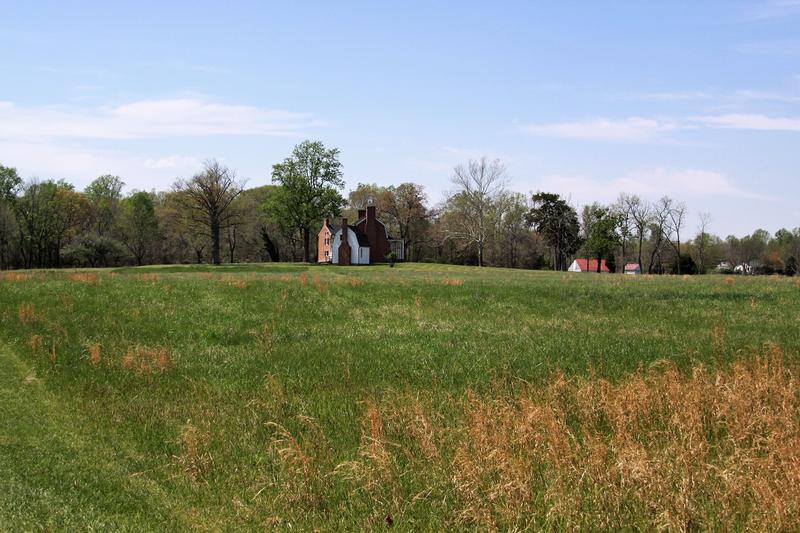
[1, 264, 799, 529]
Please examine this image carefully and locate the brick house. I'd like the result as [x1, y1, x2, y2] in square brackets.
[317, 204, 404, 265]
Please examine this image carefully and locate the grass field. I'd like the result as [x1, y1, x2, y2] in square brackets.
[1, 263, 799, 530]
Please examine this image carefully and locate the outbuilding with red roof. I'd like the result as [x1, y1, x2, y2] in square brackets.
[568, 258, 610, 273]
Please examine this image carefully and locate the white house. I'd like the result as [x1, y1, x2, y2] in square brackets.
[330, 222, 371, 265]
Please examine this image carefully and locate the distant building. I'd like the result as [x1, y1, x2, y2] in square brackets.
[568, 258, 610, 273]
[624, 263, 642, 275]
[317, 204, 404, 265]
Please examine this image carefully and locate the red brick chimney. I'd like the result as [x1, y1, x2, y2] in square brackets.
[338, 217, 351, 265]
[365, 205, 378, 261]
[357, 208, 366, 221]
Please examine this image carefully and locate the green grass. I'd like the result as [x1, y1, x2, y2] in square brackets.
[1, 264, 798, 530]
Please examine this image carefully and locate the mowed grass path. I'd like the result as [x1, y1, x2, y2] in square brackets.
[1, 264, 799, 530]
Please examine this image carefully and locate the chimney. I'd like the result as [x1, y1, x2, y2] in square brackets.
[366, 205, 376, 222]
[340, 218, 348, 239]
[324, 217, 330, 228]
[357, 208, 366, 220]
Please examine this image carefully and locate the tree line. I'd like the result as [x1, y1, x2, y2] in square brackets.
[1, 140, 798, 275]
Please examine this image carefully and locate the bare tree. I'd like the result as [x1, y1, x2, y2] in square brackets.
[647, 197, 672, 274]
[612, 195, 635, 274]
[174, 160, 245, 265]
[444, 158, 507, 266]
[667, 199, 687, 273]
[621, 193, 651, 272]
[696, 212, 712, 273]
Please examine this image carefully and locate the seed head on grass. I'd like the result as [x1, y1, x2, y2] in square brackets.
[18, 303, 36, 325]
[29, 334, 42, 352]
[87, 343, 102, 365]
[175, 420, 213, 483]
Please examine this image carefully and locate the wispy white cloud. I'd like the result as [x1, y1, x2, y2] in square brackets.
[737, 39, 800, 55]
[694, 113, 800, 131]
[524, 117, 679, 142]
[629, 91, 713, 101]
[621, 87, 800, 103]
[143, 155, 201, 169]
[0, 98, 322, 141]
[0, 139, 207, 190]
[522, 110, 800, 142]
[742, 0, 800, 20]
[534, 168, 764, 206]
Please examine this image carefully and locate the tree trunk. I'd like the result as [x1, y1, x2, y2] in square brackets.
[302, 227, 311, 263]
[260, 227, 280, 262]
[211, 217, 221, 265]
[637, 230, 645, 273]
[228, 225, 236, 263]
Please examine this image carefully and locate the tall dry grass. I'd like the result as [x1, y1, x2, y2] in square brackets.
[67, 272, 99, 284]
[121, 345, 172, 375]
[269, 344, 800, 530]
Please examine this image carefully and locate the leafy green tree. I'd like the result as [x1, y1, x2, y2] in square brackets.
[527, 192, 582, 271]
[268, 141, 345, 263]
[0, 164, 22, 202]
[119, 192, 159, 265]
[0, 164, 22, 268]
[15, 180, 89, 268]
[85, 175, 124, 237]
[583, 204, 621, 272]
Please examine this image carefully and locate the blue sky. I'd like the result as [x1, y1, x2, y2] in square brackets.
[1, 1, 798, 237]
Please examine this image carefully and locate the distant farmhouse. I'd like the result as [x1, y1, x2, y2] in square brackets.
[624, 263, 642, 275]
[568, 258, 610, 273]
[318, 204, 404, 265]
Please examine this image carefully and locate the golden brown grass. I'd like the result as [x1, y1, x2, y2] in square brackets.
[137, 273, 161, 282]
[346, 276, 363, 286]
[175, 421, 213, 483]
[441, 277, 465, 286]
[725, 276, 735, 285]
[311, 272, 328, 293]
[221, 275, 248, 289]
[29, 334, 42, 352]
[67, 272, 99, 284]
[268, 344, 800, 530]
[2, 272, 33, 282]
[87, 343, 102, 366]
[18, 302, 36, 325]
[121, 345, 172, 375]
[253, 323, 275, 353]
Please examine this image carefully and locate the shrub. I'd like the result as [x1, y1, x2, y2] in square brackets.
[672, 254, 698, 275]
[786, 256, 798, 277]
